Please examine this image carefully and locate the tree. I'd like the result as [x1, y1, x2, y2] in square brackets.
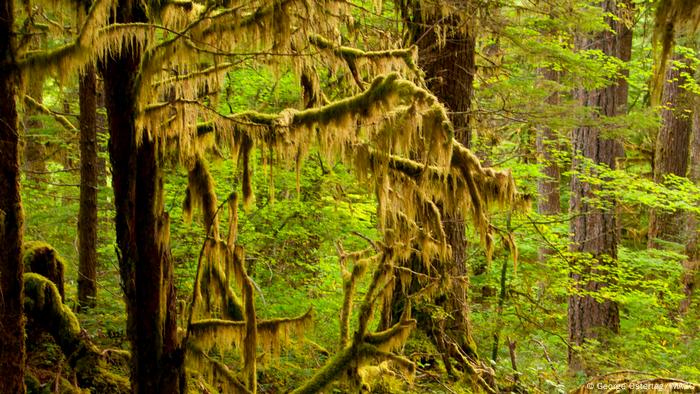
[101, 0, 184, 390]
[396, 0, 482, 376]
[536, 68, 561, 217]
[648, 53, 694, 248]
[78, 64, 99, 310]
[680, 85, 700, 314]
[568, 0, 632, 371]
[0, 0, 26, 392]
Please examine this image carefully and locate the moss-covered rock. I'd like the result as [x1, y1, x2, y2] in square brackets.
[23, 241, 66, 300]
[24, 273, 130, 393]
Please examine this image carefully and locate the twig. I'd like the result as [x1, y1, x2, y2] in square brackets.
[507, 338, 519, 386]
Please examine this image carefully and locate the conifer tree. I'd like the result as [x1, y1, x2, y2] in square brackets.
[0, 0, 26, 390]
[568, 0, 632, 371]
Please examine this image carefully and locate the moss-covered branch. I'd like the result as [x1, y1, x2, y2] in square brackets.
[18, 0, 114, 76]
[23, 95, 78, 133]
[188, 308, 312, 355]
[309, 34, 421, 78]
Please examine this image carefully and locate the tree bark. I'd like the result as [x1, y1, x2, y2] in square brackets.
[568, 0, 631, 372]
[680, 92, 700, 314]
[537, 68, 561, 217]
[0, 0, 26, 389]
[102, 1, 184, 392]
[397, 0, 480, 375]
[648, 55, 694, 248]
[536, 68, 562, 261]
[78, 64, 99, 310]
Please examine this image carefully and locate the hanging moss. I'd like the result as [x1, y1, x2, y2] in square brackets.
[653, 0, 700, 100]
[23, 273, 129, 393]
[184, 156, 219, 236]
[22, 241, 66, 300]
[188, 308, 313, 357]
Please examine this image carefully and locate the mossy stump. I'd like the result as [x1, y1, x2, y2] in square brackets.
[23, 241, 66, 300]
[24, 273, 129, 393]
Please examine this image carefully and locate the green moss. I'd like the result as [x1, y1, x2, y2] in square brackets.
[23, 241, 67, 299]
[291, 344, 356, 394]
[23, 274, 130, 393]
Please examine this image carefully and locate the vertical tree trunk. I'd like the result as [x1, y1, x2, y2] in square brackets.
[78, 64, 99, 310]
[568, 0, 631, 372]
[680, 94, 700, 314]
[102, 1, 183, 391]
[0, 0, 26, 390]
[648, 54, 694, 248]
[536, 69, 561, 217]
[537, 68, 562, 261]
[398, 0, 480, 374]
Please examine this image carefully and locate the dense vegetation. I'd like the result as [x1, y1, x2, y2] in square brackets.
[1, 0, 700, 393]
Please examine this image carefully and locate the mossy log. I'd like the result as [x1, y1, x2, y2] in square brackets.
[23, 273, 130, 393]
[23, 241, 66, 300]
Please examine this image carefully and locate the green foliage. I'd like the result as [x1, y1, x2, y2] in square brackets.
[15, 0, 700, 392]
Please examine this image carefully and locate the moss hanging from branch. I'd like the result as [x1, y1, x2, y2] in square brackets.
[308, 33, 422, 85]
[653, 0, 700, 101]
[183, 156, 220, 237]
[188, 308, 313, 356]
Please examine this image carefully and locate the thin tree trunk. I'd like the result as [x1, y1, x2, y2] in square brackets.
[0, 0, 26, 389]
[568, 0, 631, 372]
[102, 1, 184, 391]
[648, 54, 694, 248]
[78, 64, 99, 310]
[537, 68, 562, 261]
[537, 69, 561, 217]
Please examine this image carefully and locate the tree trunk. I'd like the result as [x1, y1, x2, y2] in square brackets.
[536, 68, 561, 217]
[398, 0, 480, 375]
[102, 1, 184, 391]
[78, 64, 99, 310]
[680, 92, 700, 314]
[0, 0, 26, 389]
[568, 0, 631, 372]
[648, 54, 694, 248]
[536, 68, 562, 261]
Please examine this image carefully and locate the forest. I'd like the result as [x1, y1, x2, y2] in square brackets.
[1, 0, 700, 392]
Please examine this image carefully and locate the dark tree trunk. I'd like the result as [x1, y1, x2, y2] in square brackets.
[397, 0, 480, 373]
[78, 64, 99, 310]
[648, 55, 694, 248]
[419, 11, 478, 365]
[0, 0, 26, 390]
[568, 0, 631, 372]
[102, 1, 184, 392]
